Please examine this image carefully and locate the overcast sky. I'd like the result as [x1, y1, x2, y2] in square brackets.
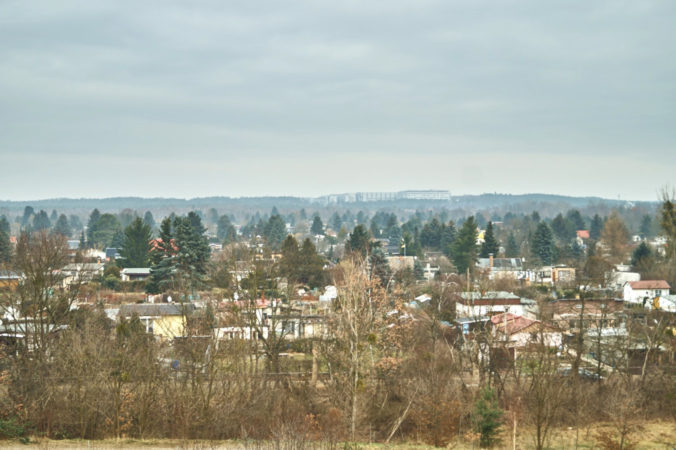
[1, 0, 674, 201]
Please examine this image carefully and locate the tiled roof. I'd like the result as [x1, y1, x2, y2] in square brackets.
[628, 280, 670, 290]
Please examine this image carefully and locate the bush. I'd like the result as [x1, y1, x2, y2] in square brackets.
[0, 417, 28, 440]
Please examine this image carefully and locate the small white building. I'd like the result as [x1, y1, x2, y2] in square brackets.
[623, 280, 671, 305]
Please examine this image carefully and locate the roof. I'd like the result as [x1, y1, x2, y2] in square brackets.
[119, 303, 195, 317]
[62, 263, 104, 272]
[627, 280, 670, 290]
[576, 230, 590, 239]
[121, 268, 151, 275]
[477, 258, 523, 270]
[491, 313, 554, 335]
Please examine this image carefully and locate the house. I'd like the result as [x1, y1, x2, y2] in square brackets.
[120, 268, 152, 282]
[60, 263, 104, 287]
[118, 303, 195, 340]
[623, 280, 671, 306]
[491, 313, 562, 348]
[0, 270, 23, 290]
[476, 256, 526, 281]
[487, 313, 562, 370]
[456, 291, 537, 319]
[605, 266, 641, 290]
[534, 265, 576, 285]
[542, 298, 625, 332]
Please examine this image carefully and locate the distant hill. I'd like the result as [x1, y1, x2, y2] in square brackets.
[0, 192, 656, 220]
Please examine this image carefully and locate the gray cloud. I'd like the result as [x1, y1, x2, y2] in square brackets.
[1, 0, 674, 201]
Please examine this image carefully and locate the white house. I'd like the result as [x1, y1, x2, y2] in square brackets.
[623, 280, 671, 305]
[456, 291, 537, 319]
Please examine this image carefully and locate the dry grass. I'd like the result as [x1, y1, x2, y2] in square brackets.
[4, 420, 675, 449]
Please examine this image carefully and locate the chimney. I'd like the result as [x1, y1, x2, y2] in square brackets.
[489, 253, 494, 269]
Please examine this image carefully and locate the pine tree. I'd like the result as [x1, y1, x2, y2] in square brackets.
[451, 217, 478, 274]
[21, 206, 34, 229]
[53, 214, 72, 237]
[0, 216, 10, 235]
[347, 224, 370, 258]
[532, 222, 555, 265]
[311, 215, 324, 235]
[631, 242, 652, 268]
[590, 214, 604, 240]
[279, 235, 300, 283]
[0, 230, 11, 263]
[330, 212, 342, 231]
[505, 232, 519, 258]
[32, 210, 51, 231]
[86, 209, 101, 245]
[473, 386, 503, 448]
[265, 215, 287, 250]
[119, 218, 152, 268]
[480, 221, 500, 258]
[440, 221, 456, 258]
[143, 211, 156, 230]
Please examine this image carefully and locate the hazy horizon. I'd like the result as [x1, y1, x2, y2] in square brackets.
[0, 189, 660, 204]
[2, 1, 674, 202]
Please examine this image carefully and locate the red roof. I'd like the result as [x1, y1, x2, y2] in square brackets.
[628, 280, 670, 290]
[576, 230, 590, 239]
[491, 313, 539, 335]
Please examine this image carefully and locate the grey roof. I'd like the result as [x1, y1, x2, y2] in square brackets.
[460, 291, 520, 301]
[119, 303, 196, 317]
[477, 258, 523, 270]
[62, 263, 104, 272]
[121, 268, 151, 275]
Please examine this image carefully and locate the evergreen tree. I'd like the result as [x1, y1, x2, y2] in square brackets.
[369, 245, 391, 287]
[473, 386, 503, 448]
[590, 214, 604, 240]
[147, 217, 176, 293]
[347, 224, 370, 258]
[119, 218, 152, 268]
[566, 209, 586, 230]
[50, 210, 58, 222]
[505, 232, 519, 258]
[53, 214, 72, 237]
[639, 214, 653, 239]
[356, 210, 367, 225]
[551, 213, 573, 242]
[32, 210, 51, 231]
[440, 221, 456, 258]
[299, 208, 307, 220]
[451, 217, 478, 274]
[480, 221, 500, 258]
[79, 230, 86, 250]
[0, 230, 11, 263]
[298, 238, 325, 288]
[86, 209, 102, 245]
[311, 215, 324, 235]
[0, 216, 10, 235]
[89, 214, 121, 248]
[21, 206, 34, 229]
[143, 211, 156, 230]
[69, 214, 83, 231]
[330, 212, 342, 231]
[279, 235, 300, 283]
[217, 215, 237, 244]
[532, 222, 555, 265]
[111, 230, 125, 248]
[265, 214, 287, 250]
[631, 242, 652, 268]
